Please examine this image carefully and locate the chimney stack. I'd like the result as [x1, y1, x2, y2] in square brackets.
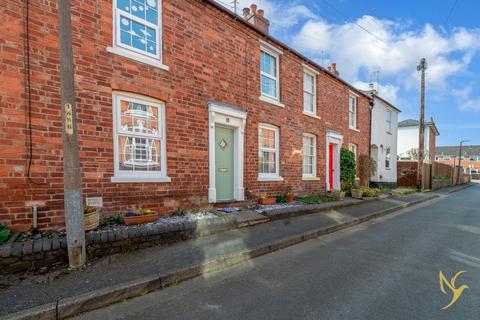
[327, 63, 339, 77]
[243, 4, 270, 35]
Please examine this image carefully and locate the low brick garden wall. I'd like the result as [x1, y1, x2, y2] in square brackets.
[0, 216, 236, 274]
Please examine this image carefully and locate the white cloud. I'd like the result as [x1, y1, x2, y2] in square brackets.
[353, 81, 400, 106]
[453, 86, 480, 112]
[292, 16, 480, 87]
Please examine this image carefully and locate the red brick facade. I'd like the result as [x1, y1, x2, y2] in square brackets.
[0, 0, 371, 231]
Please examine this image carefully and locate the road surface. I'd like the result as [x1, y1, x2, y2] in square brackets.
[74, 185, 480, 319]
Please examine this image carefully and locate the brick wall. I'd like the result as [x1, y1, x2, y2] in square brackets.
[0, 0, 371, 231]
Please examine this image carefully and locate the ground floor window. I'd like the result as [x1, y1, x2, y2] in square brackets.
[258, 124, 280, 178]
[112, 92, 169, 182]
[303, 133, 317, 177]
[385, 147, 391, 169]
[349, 143, 357, 160]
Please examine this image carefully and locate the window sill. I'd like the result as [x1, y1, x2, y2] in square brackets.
[302, 176, 320, 181]
[303, 112, 321, 120]
[349, 127, 361, 133]
[111, 176, 172, 183]
[259, 95, 285, 108]
[107, 47, 170, 71]
[257, 176, 284, 182]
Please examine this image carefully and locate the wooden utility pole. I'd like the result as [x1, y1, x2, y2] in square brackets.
[57, 0, 86, 268]
[416, 58, 427, 191]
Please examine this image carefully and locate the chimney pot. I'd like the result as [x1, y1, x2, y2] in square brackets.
[328, 63, 339, 76]
[243, 4, 270, 35]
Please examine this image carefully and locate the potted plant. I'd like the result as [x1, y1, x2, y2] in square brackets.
[331, 190, 346, 201]
[287, 194, 294, 203]
[84, 205, 100, 231]
[124, 208, 159, 226]
[351, 187, 363, 199]
[258, 195, 276, 205]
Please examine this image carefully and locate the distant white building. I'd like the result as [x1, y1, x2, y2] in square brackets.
[397, 118, 440, 163]
[369, 93, 401, 188]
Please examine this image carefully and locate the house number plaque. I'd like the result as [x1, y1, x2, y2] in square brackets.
[65, 103, 74, 135]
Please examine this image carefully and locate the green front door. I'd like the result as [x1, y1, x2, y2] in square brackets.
[215, 126, 235, 201]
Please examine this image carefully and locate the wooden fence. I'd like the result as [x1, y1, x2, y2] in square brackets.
[397, 161, 471, 189]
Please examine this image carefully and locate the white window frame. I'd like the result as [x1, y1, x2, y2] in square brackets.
[349, 143, 358, 160]
[259, 40, 283, 107]
[302, 133, 317, 178]
[349, 94, 358, 130]
[108, 0, 169, 71]
[111, 92, 170, 183]
[385, 147, 391, 169]
[258, 124, 283, 181]
[303, 66, 317, 116]
[386, 109, 392, 133]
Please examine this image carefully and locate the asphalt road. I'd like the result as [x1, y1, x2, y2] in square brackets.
[74, 185, 480, 320]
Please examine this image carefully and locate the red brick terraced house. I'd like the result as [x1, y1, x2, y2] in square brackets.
[0, 0, 372, 231]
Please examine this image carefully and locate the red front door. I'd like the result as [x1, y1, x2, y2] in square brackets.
[329, 144, 334, 190]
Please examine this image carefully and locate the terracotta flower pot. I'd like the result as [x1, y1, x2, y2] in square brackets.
[287, 194, 294, 203]
[259, 197, 276, 205]
[124, 213, 159, 226]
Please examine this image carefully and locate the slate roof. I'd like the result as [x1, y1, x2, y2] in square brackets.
[398, 119, 440, 136]
[436, 146, 480, 157]
[398, 119, 419, 127]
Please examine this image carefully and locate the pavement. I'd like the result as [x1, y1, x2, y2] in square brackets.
[71, 183, 480, 320]
[0, 186, 468, 319]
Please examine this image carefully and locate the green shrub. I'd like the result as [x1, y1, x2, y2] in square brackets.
[175, 209, 187, 217]
[433, 175, 450, 180]
[297, 195, 335, 204]
[0, 225, 11, 245]
[357, 186, 382, 197]
[275, 194, 288, 204]
[340, 148, 356, 192]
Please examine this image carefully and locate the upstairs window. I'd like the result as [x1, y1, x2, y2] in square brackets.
[349, 95, 357, 129]
[303, 69, 316, 115]
[258, 124, 281, 179]
[260, 50, 279, 99]
[386, 109, 392, 133]
[113, 0, 162, 61]
[112, 92, 169, 182]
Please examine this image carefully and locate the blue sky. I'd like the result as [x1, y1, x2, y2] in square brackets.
[217, 0, 480, 146]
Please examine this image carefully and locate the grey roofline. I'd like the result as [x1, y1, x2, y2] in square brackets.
[203, 0, 371, 100]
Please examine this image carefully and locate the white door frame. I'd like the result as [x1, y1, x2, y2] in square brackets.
[208, 101, 247, 203]
[326, 130, 344, 191]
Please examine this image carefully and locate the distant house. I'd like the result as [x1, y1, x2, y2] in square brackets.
[436, 146, 480, 174]
[397, 118, 440, 163]
[368, 93, 401, 188]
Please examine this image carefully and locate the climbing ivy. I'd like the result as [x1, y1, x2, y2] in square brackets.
[340, 148, 356, 192]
